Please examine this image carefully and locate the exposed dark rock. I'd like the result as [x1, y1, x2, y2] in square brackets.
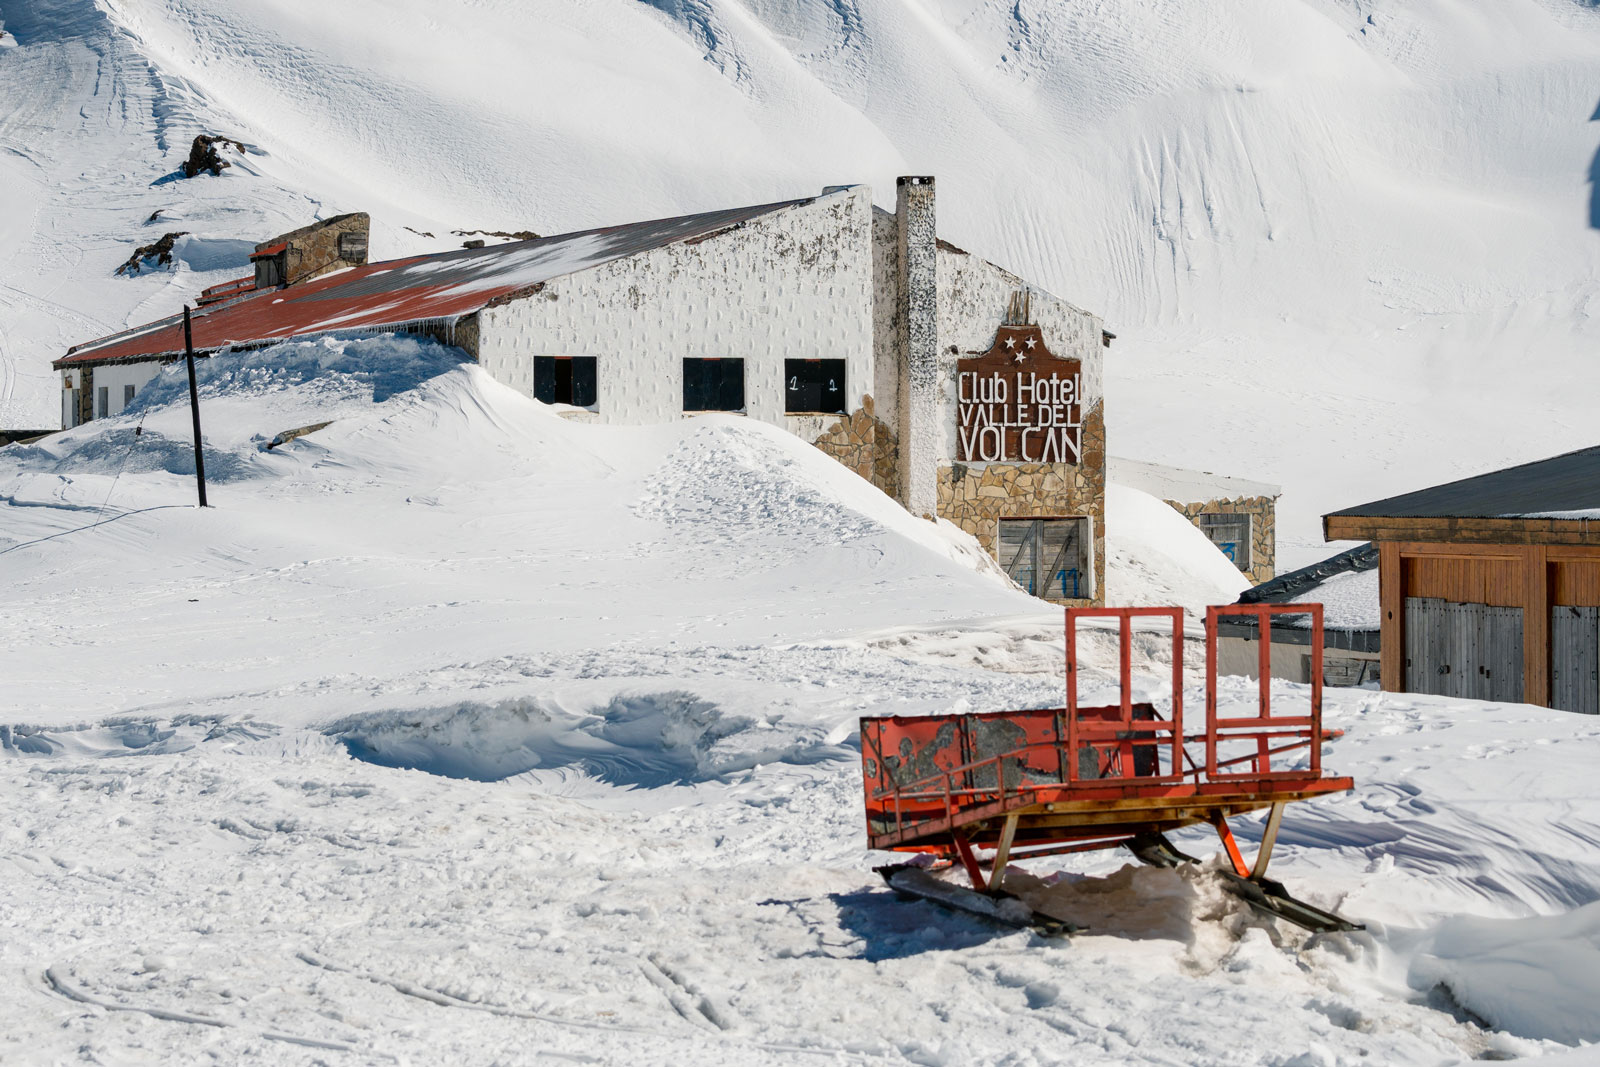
[404, 226, 435, 238]
[146, 209, 164, 223]
[182, 134, 245, 178]
[115, 232, 188, 275]
[452, 228, 542, 242]
[462, 239, 485, 249]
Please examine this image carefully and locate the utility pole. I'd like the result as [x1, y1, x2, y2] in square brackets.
[182, 305, 209, 508]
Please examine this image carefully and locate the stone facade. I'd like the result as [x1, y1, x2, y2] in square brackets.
[255, 212, 370, 288]
[813, 394, 899, 498]
[1167, 495, 1277, 585]
[936, 403, 1107, 605]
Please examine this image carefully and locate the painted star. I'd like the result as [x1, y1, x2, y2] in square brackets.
[1004, 337, 1016, 349]
[1025, 337, 1036, 349]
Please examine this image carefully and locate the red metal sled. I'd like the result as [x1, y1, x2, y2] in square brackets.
[862, 604, 1356, 928]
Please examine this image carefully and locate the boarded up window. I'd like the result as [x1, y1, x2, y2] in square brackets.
[338, 231, 368, 262]
[254, 254, 285, 289]
[533, 356, 597, 408]
[998, 518, 1091, 600]
[683, 358, 745, 412]
[96, 386, 108, 419]
[784, 359, 846, 414]
[1313, 655, 1379, 688]
[1199, 512, 1251, 571]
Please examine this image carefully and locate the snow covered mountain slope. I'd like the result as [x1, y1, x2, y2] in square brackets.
[3, 0, 1599, 561]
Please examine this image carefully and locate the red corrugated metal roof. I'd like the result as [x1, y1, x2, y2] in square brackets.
[250, 242, 288, 258]
[56, 195, 819, 368]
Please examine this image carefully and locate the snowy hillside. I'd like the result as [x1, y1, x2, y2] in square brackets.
[5, 344, 1600, 1062]
[3, 0, 1599, 562]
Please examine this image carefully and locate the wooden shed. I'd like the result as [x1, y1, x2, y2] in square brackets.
[1324, 446, 1600, 713]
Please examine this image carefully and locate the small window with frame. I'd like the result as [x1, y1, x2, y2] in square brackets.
[338, 231, 368, 262]
[533, 356, 597, 408]
[784, 358, 847, 415]
[683, 358, 745, 412]
[124, 384, 136, 407]
[96, 386, 108, 419]
[1198, 512, 1252, 572]
[997, 517, 1092, 600]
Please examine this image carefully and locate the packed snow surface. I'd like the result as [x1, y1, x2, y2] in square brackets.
[3, 0, 1599, 567]
[4, 340, 1600, 1063]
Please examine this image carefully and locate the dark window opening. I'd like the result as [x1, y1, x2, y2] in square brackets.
[533, 356, 598, 408]
[784, 358, 847, 414]
[124, 385, 136, 407]
[95, 386, 108, 419]
[1198, 513, 1252, 572]
[683, 358, 745, 412]
[998, 518, 1091, 600]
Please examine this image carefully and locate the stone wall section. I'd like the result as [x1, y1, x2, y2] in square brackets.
[1167, 495, 1277, 585]
[416, 312, 480, 359]
[812, 393, 900, 498]
[937, 403, 1106, 604]
[257, 212, 370, 288]
[477, 190, 873, 432]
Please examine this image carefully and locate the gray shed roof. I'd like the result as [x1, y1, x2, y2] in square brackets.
[1327, 445, 1600, 520]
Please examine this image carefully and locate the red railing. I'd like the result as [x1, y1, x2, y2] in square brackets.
[1205, 603, 1324, 780]
[861, 602, 1335, 848]
[1065, 607, 1183, 784]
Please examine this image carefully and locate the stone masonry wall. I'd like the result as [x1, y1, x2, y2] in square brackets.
[1167, 495, 1276, 585]
[812, 393, 900, 499]
[256, 212, 370, 288]
[937, 403, 1107, 605]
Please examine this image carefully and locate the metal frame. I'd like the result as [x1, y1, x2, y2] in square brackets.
[1065, 607, 1184, 784]
[1204, 603, 1323, 781]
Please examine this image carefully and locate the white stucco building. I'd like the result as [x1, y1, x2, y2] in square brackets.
[57, 180, 1113, 602]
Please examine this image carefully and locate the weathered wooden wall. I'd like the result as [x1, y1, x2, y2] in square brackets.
[1379, 541, 1600, 709]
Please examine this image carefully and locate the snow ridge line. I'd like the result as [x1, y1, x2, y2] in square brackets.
[43, 964, 363, 1053]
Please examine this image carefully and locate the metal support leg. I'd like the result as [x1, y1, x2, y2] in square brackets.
[988, 814, 1020, 895]
[952, 833, 987, 892]
[1211, 815, 1251, 879]
[1251, 802, 1286, 880]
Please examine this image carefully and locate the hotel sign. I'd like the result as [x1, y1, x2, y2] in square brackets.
[956, 324, 1082, 464]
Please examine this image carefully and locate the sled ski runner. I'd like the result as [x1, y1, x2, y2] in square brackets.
[876, 863, 1076, 937]
[860, 604, 1363, 937]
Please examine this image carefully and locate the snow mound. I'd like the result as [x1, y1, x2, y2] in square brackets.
[1104, 481, 1252, 617]
[1410, 902, 1600, 1046]
[636, 421, 884, 549]
[3, 334, 467, 490]
[328, 692, 849, 785]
